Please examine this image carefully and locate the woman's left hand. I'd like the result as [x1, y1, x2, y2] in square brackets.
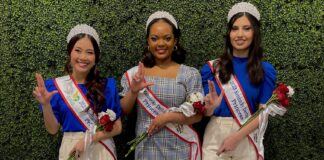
[204, 80, 224, 116]
[70, 138, 85, 159]
[216, 131, 242, 156]
[147, 113, 168, 136]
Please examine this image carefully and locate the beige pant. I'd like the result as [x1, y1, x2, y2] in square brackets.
[59, 132, 115, 160]
[202, 117, 256, 160]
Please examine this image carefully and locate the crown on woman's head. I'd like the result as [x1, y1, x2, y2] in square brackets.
[227, 2, 260, 22]
[146, 11, 178, 31]
[67, 24, 100, 45]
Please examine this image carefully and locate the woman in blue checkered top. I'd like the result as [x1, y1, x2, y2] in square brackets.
[119, 11, 221, 160]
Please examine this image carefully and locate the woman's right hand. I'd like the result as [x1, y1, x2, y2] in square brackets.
[33, 73, 57, 106]
[130, 62, 154, 93]
[121, 62, 154, 114]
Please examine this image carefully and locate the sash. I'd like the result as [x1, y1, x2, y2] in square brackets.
[125, 67, 202, 160]
[207, 60, 264, 160]
[54, 75, 117, 160]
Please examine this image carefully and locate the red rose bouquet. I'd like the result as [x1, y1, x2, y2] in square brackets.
[240, 83, 294, 129]
[68, 109, 116, 160]
[238, 83, 294, 156]
[96, 109, 117, 132]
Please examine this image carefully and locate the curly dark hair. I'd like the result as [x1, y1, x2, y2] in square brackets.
[142, 18, 187, 67]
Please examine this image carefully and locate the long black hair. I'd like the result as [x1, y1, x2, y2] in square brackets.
[65, 34, 106, 113]
[215, 12, 264, 85]
[142, 18, 186, 67]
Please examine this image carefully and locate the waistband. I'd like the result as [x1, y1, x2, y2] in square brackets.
[210, 116, 235, 125]
[63, 132, 85, 138]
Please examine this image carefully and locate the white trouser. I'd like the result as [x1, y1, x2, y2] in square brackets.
[59, 132, 114, 160]
[202, 117, 256, 160]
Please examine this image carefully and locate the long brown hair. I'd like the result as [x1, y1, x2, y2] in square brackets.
[215, 12, 264, 85]
[65, 34, 106, 113]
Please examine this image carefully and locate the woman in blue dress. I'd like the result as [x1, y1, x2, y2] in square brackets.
[201, 2, 276, 160]
[33, 24, 122, 160]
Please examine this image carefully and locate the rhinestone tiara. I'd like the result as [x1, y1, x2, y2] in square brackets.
[227, 2, 260, 22]
[146, 11, 178, 31]
[67, 24, 99, 44]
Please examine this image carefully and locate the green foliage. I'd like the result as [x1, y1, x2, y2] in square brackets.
[1, 0, 323, 159]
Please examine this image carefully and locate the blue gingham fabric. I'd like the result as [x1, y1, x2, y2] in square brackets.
[120, 64, 203, 160]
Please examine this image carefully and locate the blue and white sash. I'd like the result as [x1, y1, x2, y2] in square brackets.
[126, 67, 202, 160]
[54, 75, 117, 160]
[208, 60, 264, 160]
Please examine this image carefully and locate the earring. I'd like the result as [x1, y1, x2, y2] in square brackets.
[147, 46, 150, 51]
[174, 45, 178, 51]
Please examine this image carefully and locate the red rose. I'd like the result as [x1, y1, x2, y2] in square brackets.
[276, 83, 289, 94]
[276, 92, 286, 102]
[104, 122, 114, 132]
[281, 98, 289, 108]
[193, 101, 206, 114]
[99, 115, 110, 125]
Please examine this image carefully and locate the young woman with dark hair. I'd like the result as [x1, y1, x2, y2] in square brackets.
[218, 12, 264, 85]
[201, 2, 277, 160]
[119, 11, 221, 160]
[33, 24, 122, 160]
[141, 17, 186, 67]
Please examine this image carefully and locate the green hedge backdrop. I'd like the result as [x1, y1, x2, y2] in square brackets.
[1, 0, 323, 159]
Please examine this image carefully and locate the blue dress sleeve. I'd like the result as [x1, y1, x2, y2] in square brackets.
[259, 62, 277, 104]
[103, 78, 122, 119]
[200, 63, 215, 95]
[40, 79, 63, 124]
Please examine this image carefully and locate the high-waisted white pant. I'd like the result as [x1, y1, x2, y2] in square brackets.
[202, 117, 256, 160]
[59, 132, 115, 160]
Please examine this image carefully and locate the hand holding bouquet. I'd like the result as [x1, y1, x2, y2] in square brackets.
[68, 109, 117, 160]
[235, 83, 294, 156]
[240, 83, 294, 129]
[125, 92, 207, 157]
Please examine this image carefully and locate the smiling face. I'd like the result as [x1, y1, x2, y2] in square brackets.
[70, 36, 96, 77]
[147, 19, 177, 64]
[230, 15, 254, 57]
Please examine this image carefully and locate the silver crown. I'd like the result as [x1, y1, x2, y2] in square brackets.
[67, 24, 100, 45]
[227, 2, 260, 22]
[146, 11, 178, 31]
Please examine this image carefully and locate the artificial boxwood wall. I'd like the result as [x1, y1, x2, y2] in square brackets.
[1, 0, 323, 159]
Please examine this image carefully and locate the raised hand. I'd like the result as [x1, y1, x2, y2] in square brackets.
[33, 73, 58, 106]
[204, 80, 224, 116]
[130, 62, 154, 93]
